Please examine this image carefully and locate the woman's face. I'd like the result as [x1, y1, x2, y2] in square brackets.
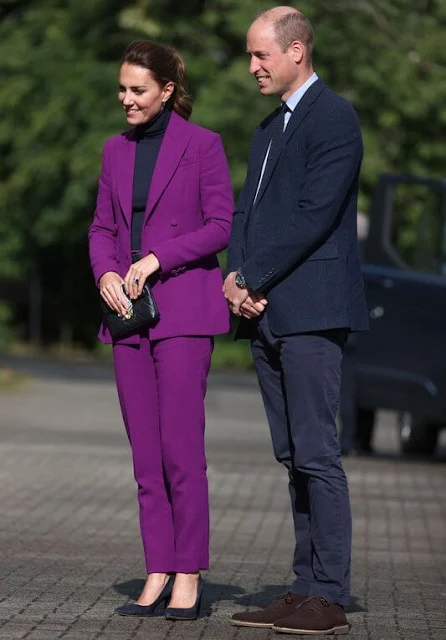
[118, 63, 173, 125]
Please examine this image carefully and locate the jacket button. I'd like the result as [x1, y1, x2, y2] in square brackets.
[171, 220, 178, 227]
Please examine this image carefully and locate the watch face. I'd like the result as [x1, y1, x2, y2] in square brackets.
[235, 272, 246, 288]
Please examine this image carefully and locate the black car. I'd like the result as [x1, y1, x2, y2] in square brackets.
[356, 173, 446, 455]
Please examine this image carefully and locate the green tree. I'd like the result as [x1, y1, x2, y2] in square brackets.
[0, 0, 137, 344]
[138, 0, 446, 209]
[1, 0, 445, 352]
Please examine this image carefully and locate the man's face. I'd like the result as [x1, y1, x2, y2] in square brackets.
[247, 21, 301, 101]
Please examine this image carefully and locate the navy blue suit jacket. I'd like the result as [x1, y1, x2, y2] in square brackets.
[228, 79, 369, 337]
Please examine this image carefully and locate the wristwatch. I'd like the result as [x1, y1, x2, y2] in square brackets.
[235, 269, 247, 289]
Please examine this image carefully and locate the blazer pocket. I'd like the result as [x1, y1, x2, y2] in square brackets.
[306, 243, 338, 261]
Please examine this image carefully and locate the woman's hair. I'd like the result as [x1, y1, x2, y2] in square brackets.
[121, 40, 192, 120]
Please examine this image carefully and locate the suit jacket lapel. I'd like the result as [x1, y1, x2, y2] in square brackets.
[246, 108, 281, 209]
[283, 79, 326, 146]
[117, 131, 137, 227]
[116, 112, 191, 227]
[144, 112, 191, 222]
[255, 80, 326, 207]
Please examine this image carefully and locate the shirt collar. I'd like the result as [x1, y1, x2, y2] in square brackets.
[284, 72, 319, 112]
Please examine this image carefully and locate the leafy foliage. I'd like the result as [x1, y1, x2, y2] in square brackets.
[0, 0, 136, 343]
[1, 0, 445, 347]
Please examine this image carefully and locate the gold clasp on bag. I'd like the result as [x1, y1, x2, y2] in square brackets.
[121, 286, 133, 320]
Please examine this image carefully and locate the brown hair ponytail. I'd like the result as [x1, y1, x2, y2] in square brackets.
[121, 40, 192, 120]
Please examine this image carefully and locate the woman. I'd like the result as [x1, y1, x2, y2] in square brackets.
[88, 40, 234, 619]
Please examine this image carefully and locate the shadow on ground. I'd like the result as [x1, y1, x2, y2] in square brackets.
[114, 578, 248, 617]
[113, 579, 365, 617]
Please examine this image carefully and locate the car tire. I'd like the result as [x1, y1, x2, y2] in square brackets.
[398, 412, 440, 455]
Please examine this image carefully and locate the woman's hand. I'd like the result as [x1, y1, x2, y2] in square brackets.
[124, 253, 160, 300]
[99, 271, 130, 317]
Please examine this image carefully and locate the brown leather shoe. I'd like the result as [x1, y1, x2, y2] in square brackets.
[273, 597, 350, 635]
[231, 592, 307, 628]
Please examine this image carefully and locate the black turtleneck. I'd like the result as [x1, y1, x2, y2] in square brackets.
[131, 108, 172, 252]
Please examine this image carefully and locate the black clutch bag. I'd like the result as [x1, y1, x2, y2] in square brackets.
[101, 284, 160, 340]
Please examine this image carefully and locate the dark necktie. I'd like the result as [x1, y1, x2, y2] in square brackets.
[254, 101, 288, 204]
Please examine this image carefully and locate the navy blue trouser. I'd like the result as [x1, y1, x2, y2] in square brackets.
[251, 314, 351, 605]
[339, 334, 358, 452]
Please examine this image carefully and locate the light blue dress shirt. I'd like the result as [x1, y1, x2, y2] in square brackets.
[254, 72, 319, 203]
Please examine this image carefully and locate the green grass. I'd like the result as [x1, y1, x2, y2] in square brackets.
[0, 368, 26, 391]
[211, 335, 254, 370]
[4, 335, 254, 371]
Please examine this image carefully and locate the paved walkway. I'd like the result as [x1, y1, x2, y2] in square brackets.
[0, 357, 445, 639]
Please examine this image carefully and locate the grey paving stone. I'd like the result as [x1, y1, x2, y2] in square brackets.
[1, 359, 445, 640]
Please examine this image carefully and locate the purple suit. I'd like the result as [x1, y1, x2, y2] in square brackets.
[89, 112, 234, 573]
[89, 111, 233, 343]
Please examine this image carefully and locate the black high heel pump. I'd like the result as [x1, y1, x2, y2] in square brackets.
[164, 576, 204, 621]
[115, 575, 175, 617]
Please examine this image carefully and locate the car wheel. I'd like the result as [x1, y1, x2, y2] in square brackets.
[398, 413, 440, 455]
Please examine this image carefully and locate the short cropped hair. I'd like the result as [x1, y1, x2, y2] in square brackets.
[256, 10, 314, 62]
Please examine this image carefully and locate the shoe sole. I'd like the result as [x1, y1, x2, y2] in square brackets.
[231, 619, 274, 628]
[273, 624, 350, 635]
[115, 611, 156, 617]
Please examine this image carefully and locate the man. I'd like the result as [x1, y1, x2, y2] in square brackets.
[223, 6, 369, 636]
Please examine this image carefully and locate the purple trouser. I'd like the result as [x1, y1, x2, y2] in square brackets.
[113, 335, 212, 573]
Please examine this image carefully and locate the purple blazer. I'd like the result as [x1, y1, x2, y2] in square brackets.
[89, 112, 234, 344]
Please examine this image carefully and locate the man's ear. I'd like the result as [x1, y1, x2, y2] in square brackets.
[289, 40, 305, 64]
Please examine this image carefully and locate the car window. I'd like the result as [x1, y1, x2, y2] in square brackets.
[390, 183, 446, 275]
